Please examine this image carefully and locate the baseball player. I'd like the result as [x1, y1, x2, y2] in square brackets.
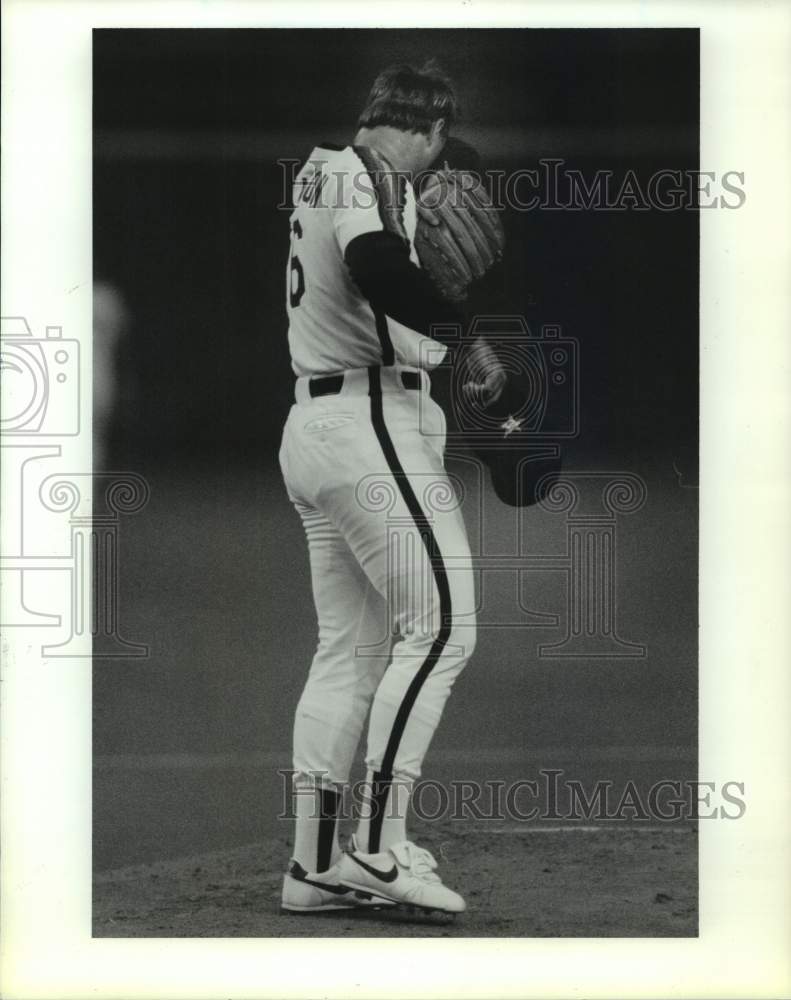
[279, 63, 504, 916]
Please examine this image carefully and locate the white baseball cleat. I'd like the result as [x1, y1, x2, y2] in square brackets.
[336, 837, 466, 914]
[281, 859, 396, 913]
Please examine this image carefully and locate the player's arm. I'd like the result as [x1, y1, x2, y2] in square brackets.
[331, 148, 463, 347]
[347, 232, 504, 402]
[344, 230, 462, 342]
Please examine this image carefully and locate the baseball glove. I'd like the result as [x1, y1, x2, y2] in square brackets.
[414, 168, 505, 302]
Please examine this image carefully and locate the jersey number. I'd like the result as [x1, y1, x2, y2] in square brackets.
[288, 219, 305, 308]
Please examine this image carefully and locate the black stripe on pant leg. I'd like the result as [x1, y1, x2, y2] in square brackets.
[366, 366, 453, 850]
[367, 771, 392, 855]
[317, 787, 341, 872]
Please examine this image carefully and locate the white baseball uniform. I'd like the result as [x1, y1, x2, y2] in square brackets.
[279, 143, 476, 859]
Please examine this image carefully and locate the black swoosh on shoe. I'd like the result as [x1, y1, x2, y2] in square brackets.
[349, 853, 399, 883]
[289, 861, 352, 896]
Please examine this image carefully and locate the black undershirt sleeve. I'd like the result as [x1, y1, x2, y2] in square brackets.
[344, 230, 463, 347]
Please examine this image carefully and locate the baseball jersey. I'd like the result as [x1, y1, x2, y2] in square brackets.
[286, 144, 449, 377]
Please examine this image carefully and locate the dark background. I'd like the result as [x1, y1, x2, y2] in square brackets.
[94, 27, 698, 467]
[93, 29, 699, 876]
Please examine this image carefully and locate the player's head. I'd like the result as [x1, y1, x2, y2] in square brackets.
[357, 61, 458, 169]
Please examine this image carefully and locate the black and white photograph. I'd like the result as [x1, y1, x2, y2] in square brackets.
[91, 27, 701, 938]
[1, 3, 789, 998]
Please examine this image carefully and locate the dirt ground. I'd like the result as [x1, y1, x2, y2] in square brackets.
[94, 817, 697, 938]
[93, 463, 698, 940]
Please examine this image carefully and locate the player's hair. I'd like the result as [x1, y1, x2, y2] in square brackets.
[357, 61, 458, 136]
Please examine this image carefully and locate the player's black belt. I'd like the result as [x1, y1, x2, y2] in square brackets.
[309, 369, 422, 398]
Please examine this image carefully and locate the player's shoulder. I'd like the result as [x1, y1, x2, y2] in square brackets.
[291, 144, 352, 211]
[303, 143, 358, 172]
[304, 143, 399, 182]
[294, 143, 363, 192]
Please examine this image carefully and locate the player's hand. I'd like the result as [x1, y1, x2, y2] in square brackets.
[461, 336, 507, 408]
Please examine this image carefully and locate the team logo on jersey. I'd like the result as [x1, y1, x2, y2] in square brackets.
[297, 166, 328, 207]
[304, 413, 356, 434]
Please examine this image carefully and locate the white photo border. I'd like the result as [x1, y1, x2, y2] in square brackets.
[1, 1, 789, 998]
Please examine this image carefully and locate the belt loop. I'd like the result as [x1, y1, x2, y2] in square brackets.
[400, 370, 422, 391]
[309, 374, 345, 398]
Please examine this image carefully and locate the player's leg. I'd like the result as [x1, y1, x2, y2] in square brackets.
[279, 401, 397, 913]
[323, 386, 476, 911]
[339, 512, 475, 915]
[281, 499, 395, 912]
[336, 500, 475, 914]
[289, 500, 389, 874]
[360, 387, 475, 852]
[354, 486, 476, 856]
